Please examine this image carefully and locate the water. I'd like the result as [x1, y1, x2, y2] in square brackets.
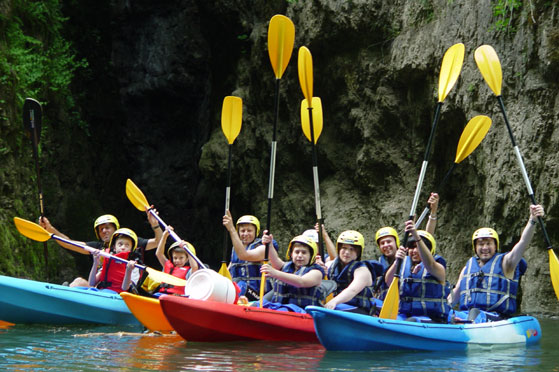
[1, 319, 558, 371]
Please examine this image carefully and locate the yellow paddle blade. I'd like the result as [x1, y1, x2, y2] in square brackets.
[14, 217, 51, 242]
[218, 262, 232, 281]
[146, 267, 187, 287]
[267, 14, 295, 79]
[300, 97, 323, 144]
[126, 179, 150, 211]
[221, 96, 243, 145]
[259, 268, 267, 308]
[298, 46, 313, 103]
[454, 115, 492, 163]
[474, 45, 502, 96]
[549, 250, 559, 301]
[378, 277, 400, 319]
[438, 43, 465, 103]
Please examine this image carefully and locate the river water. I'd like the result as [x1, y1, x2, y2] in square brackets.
[1, 318, 558, 371]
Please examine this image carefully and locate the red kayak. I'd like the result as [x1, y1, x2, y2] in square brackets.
[159, 296, 318, 342]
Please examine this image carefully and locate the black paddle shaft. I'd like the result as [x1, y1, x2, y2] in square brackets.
[497, 96, 553, 250]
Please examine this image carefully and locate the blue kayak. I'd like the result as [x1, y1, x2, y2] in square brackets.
[306, 306, 541, 352]
[0, 275, 140, 326]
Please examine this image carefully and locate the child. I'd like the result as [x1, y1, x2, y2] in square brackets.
[88, 228, 139, 294]
[154, 226, 199, 295]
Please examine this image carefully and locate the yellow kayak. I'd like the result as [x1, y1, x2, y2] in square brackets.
[120, 292, 174, 333]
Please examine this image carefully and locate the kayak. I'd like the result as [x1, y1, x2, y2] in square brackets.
[120, 292, 174, 332]
[159, 295, 318, 342]
[306, 306, 541, 352]
[0, 275, 141, 326]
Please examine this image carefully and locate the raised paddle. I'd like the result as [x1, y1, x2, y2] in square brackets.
[260, 15, 295, 307]
[125, 179, 206, 269]
[219, 96, 243, 280]
[13, 217, 187, 286]
[474, 44, 559, 300]
[23, 98, 49, 279]
[416, 115, 493, 226]
[379, 43, 465, 320]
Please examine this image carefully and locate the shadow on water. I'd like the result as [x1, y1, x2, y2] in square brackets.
[0, 319, 558, 371]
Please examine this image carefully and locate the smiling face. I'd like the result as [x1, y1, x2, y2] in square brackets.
[97, 223, 117, 243]
[237, 224, 256, 246]
[338, 244, 360, 265]
[407, 241, 421, 264]
[291, 243, 311, 269]
[378, 236, 397, 259]
[475, 237, 497, 264]
[114, 236, 133, 254]
[171, 250, 188, 268]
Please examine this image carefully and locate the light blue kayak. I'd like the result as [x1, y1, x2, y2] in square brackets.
[0, 275, 141, 326]
[306, 306, 541, 352]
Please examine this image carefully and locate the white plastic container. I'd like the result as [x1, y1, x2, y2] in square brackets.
[184, 269, 236, 304]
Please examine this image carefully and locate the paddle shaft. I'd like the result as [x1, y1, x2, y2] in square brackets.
[265, 78, 281, 260]
[148, 210, 206, 268]
[496, 96, 552, 250]
[223, 144, 233, 261]
[416, 163, 456, 226]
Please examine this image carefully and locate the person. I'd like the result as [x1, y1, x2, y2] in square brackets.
[449, 204, 544, 320]
[88, 228, 140, 294]
[324, 230, 376, 314]
[374, 193, 440, 299]
[153, 226, 199, 296]
[384, 220, 451, 322]
[260, 234, 326, 312]
[223, 210, 278, 301]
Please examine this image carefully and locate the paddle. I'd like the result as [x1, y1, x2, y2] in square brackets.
[260, 14, 295, 306]
[13, 217, 186, 286]
[298, 46, 326, 259]
[416, 115, 493, 226]
[125, 179, 206, 269]
[379, 43, 465, 320]
[23, 98, 49, 279]
[475, 44, 559, 300]
[219, 96, 243, 280]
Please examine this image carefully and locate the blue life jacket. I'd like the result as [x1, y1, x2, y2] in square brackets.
[229, 238, 279, 296]
[373, 255, 392, 300]
[398, 255, 451, 322]
[270, 262, 326, 308]
[459, 253, 527, 316]
[328, 258, 375, 312]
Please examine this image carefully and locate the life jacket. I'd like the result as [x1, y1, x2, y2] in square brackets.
[158, 260, 190, 295]
[459, 253, 527, 316]
[270, 262, 326, 308]
[328, 258, 375, 313]
[97, 251, 131, 293]
[229, 238, 278, 296]
[398, 255, 451, 322]
[372, 255, 392, 300]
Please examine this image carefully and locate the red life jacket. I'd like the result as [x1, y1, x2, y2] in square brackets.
[97, 251, 131, 293]
[158, 260, 190, 295]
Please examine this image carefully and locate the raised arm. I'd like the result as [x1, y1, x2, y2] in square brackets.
[155, 226, 171, 267]
[317, 223, 337, 261]
[39, 216, 89, 255]
[145, 206, 163, 250]
[425, 193, 439, 235]
[502, 204, 544, 278]
[407, 220, 445, 283]
[223, 210, 265, 261]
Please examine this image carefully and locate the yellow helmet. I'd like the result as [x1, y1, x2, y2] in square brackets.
[336, 230, 365, 260]
[167, 241, 196, 260]
[375, 227, 400, 249]
[472, 227, 499, 253]
[93, 214, 120, 240]
[236, 215, 260, 236]
[109, 228, 138, 251]
[409, 230, 436, 255]
[286, 235, 318, 265]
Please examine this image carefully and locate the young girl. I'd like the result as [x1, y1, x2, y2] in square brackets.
[154, 226, 199, 295]
[88, 228, 139, 294]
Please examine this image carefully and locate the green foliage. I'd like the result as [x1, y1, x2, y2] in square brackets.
[491, 0, 522, 33]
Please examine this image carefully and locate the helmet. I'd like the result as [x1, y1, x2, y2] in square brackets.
[286, 235, 318, 265]
[375, 227, 400, 249]
[302, 229, 319, 243]
[93, 214, 120, 240]
[409, 230, 436, 255]
[236, 215, 260, 236]
[472, 227, 499, 253]
[109, 228, 138, 251]
[336, 230, 365, 260]
[167, 241, 196, 260]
